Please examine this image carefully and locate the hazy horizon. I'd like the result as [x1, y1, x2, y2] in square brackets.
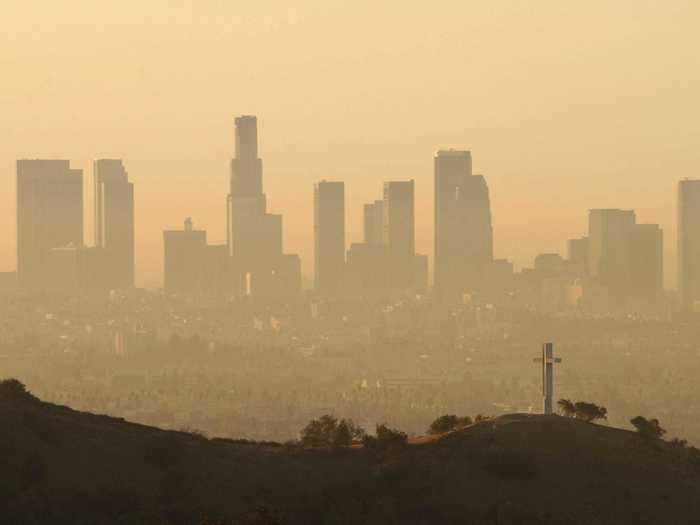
[2, 1, 699, 288]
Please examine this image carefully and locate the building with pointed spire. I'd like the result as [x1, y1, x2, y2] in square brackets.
[227, 116, 300, 297]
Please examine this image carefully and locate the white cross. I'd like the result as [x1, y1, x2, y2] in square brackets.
[533, 342, 562, 415]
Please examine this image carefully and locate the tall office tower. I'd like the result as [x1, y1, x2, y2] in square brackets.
[434, 150, 493, 296]
[163, 218, 207, 294]
[588, 209, 636, 298]
[566, 236, 589, 280]
[383, 180, 416, 289]
[627, 224, 663, 301]
[314, 180, 345, 295]
[227, 116, 300, 297]
[678, 180, 700, 310]
[17, 160, 83, 289]
[363, 200, 384, 245]
[94, 159, 134, 289]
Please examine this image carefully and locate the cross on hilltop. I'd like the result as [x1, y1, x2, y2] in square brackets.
[533, 342, 562, 415]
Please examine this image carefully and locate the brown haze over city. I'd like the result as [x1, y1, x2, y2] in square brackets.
[0, 1, 698, 287]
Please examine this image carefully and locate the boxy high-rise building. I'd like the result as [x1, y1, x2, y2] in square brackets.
[627, 223, 663, 301]
[363, 200, 384, 245]
[587, 209, 664, 303]
[314, 180, 345, 295]
[678, 179, 700, 310]
[434, 150, 493, 296]
[94, 159, 134, 289]
[17, 159, 83, 289]
[588, 209, 636, 298]
[163, 218, 207, 294]
[383, 180, 416, 290]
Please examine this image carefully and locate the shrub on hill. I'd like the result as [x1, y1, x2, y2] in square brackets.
[0, 379, 37, 403]
[557, 399, 576, 417]
[299, 415, 365, 448]
[427, 414, 473, 435]
[630, 416, 666, 440]
[362, 423, 408, 451]
[557, 399, 607, 422]
[573, 402, 607, 423]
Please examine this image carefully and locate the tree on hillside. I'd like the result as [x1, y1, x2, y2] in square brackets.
[669, 437, 688, 449]
[344, 419, 367, 441]
[0, 379, 37, 402]
[300, 415, 365, 448]
[333, 420, 353, 447]
[300, 415, 338, 447]
[375, 423, 407, 445]
[573, 402, 607, 423]
[427, 414, 473, 435]
[362, 423, 408, 450]
[428, 415, 458, 435]
[557, 399, 576, 417]
[630, 416, 666, 440]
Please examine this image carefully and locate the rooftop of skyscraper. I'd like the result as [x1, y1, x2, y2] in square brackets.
[435, 149, 471, 157]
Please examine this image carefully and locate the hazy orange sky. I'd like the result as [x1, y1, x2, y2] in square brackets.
[1, 1, 698, 288]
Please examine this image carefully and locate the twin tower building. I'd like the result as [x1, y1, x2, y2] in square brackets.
[16, 158, 133, 293]
[15, 116, 495, 299]
[314, 149, 493, 299]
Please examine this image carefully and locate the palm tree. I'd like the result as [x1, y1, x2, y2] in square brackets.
[557, 398, 576, 417]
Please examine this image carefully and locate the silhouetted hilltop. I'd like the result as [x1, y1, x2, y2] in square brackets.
[2, 386, 700, 524]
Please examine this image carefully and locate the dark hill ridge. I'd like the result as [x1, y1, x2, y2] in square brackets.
[2, 395, 700, 524]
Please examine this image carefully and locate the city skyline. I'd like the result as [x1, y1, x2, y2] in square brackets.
[1, 2, 698, 288]
[4, 135, 696, 293]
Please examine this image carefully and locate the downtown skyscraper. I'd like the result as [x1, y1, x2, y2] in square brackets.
[434, 150, 493, 297]
[363, 200, 384, 245]
[383, 180, 422, 291]
[94, 159, 135, 289]
[227, 116, 300, 297]
[587, 209, 663, 303]
[16, 160, 83, 289]
[345, 180, 427, 298]
[678, 179, 700, 310]
[314, 180, 345, 295]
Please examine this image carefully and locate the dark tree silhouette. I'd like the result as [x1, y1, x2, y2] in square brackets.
[428, 414, 473, 435]
[333, 420, 353, 447]
[557, 399, 576, 417]
[573, 402, 607, 423]
[428, 414, 459, 435]
[363, 423, 408, 450]
[300, 415, 365, 448]
[0, 379, 37, 402]
[630, 416, 666, 440]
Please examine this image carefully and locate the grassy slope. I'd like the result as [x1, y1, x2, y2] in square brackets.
[2, 397, 700, 524]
